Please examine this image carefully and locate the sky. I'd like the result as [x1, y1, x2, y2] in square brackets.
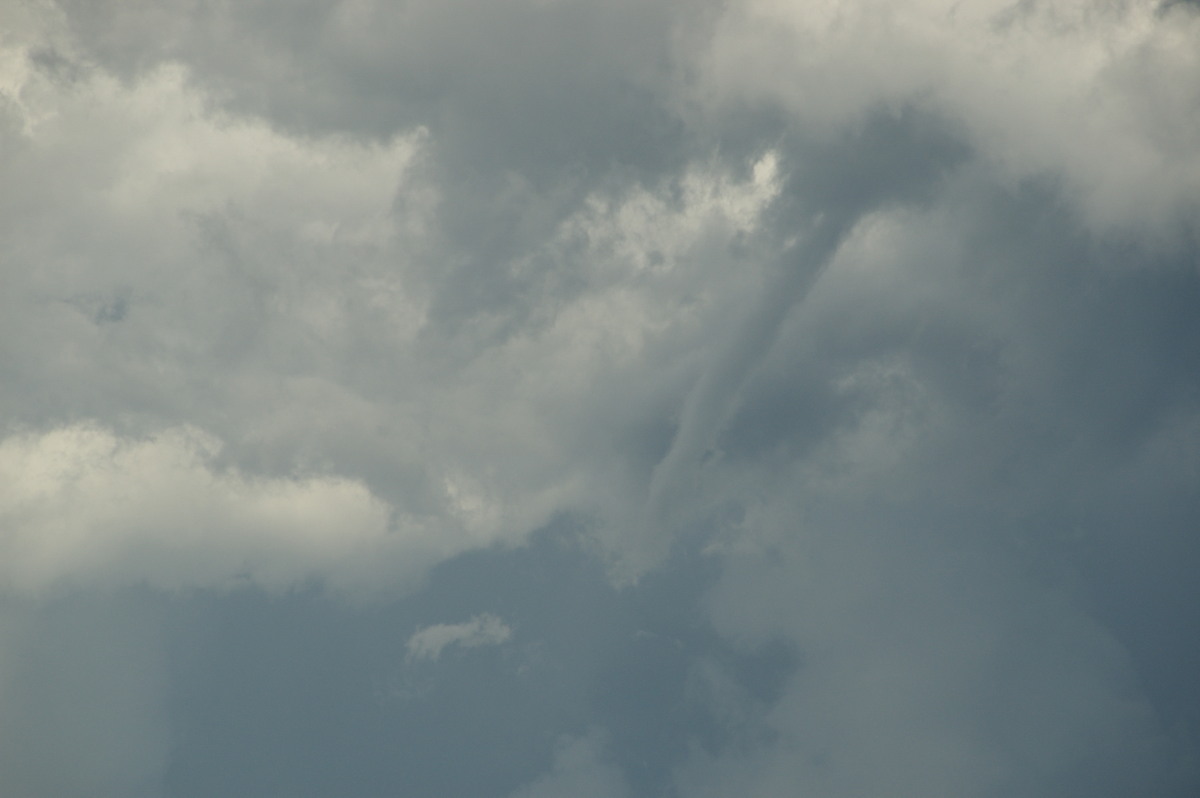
[1, 0, 1199, 795]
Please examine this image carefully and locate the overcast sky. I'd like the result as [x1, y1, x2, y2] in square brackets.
[2, 0, 1199, 796]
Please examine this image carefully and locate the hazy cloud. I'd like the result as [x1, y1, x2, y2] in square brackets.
[508, 730, 630, 798]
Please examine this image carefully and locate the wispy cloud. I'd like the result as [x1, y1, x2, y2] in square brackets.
[406, 613, 514, 662]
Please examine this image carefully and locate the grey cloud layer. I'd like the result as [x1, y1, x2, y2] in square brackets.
[2, 0, 1199, 795]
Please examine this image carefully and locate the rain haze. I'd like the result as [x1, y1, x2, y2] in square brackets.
[1, 0, 1199, 795]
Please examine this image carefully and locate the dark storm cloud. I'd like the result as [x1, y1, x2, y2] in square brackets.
[156, 531, 783, 798]
[1, 0, 1199, 796]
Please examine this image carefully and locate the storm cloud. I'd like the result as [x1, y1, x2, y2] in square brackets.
[1, 0, 1198, 795]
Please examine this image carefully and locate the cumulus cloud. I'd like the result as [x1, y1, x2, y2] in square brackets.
[0, 10, 787, 586]
[0, 423, 410, 596]
[0, 0, 1198, 795]
[695, 0, 1200, 238]
[406, 613, 514, 662]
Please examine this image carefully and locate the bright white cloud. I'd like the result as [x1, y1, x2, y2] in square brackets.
[406, 613, 514, 662]
[0, 423, 415, 596]
[695, 0, 1200, 239]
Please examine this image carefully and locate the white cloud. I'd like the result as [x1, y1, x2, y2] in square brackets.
[694, 0, 1200, 240]
[0, 17, 788, 589]
[0, 423, 419, 596]
[406, 613, 514, 662]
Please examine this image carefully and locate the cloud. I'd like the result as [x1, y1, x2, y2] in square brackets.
[406, 613, 514, 662]
[680, 490, 1193, 798]
[0, 423, 413, 596]
[0, 0, 1198, 795]
[694, 0, 1200, 240]
[0, 15, 785, 586]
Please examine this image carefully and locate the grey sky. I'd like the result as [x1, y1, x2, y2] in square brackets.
[1, 0, 1199, 795]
